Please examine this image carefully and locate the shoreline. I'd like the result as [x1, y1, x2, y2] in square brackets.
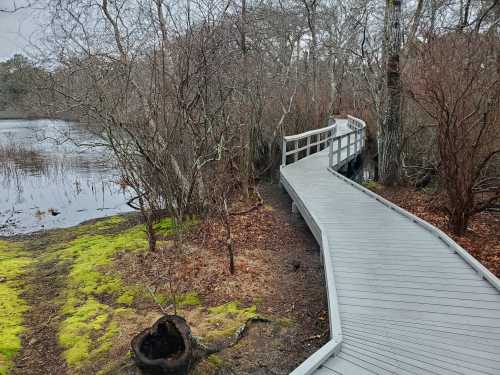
[0, 211, 139, 241]
[0, 112, 77, 122]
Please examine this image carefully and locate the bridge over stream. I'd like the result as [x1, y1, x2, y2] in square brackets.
[281, 116, 500, 375]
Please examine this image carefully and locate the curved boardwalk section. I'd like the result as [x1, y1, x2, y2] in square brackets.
[282, 118, 500, 375]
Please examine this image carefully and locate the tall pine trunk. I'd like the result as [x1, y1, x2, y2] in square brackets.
[379, 0, 403, 186]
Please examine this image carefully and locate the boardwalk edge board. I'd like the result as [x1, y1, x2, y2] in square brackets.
[282, 171, 342, 375]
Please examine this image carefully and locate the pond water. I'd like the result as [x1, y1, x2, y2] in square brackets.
[0, 119, 133, 236]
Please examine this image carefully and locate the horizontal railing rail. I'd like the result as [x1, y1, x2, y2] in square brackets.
[281, 119, 337, 166]
[281, 115, 366, 169]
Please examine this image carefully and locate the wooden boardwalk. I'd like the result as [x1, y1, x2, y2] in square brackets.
[281, 117, 500, 375]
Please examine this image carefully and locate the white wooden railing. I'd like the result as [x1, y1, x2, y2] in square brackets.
[281, 115, 366, 169]
[328, 115, 366, 170]
[281, 118, 337, 166]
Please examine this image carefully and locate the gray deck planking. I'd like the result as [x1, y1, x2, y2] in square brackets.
[282, 122, 500, 375]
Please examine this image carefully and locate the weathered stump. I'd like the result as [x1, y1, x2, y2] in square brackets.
[131, 315, 193, 375]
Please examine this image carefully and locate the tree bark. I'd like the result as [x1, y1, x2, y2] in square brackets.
[303, 0, 319, 124]
[239, 0, 252, 200]
[379, 0, 403, 186]
[139, 195, 157, 252]
[222, 196, 235, 274]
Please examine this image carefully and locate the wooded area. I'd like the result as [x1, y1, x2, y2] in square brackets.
[1, 0, 498, 239]
[1, 1, 500, 374]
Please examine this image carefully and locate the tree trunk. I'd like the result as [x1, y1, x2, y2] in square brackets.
[138, 195, 157, 252]
[146, 218, 157, 252]
[379, 0, 403, 186]
[304, 0, 319, 124]
[407, 0, 424, 51]
[429, 0, 437, 39]
[239, 0, 251, 200]
[328, 24, 337, 114]
[222, 197, 235, 274]
[310, 5, 318, 124]
[449, 206, 470, 236]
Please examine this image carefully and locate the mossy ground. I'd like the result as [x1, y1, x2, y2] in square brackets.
[3, 214, 267, 374]
[2, 215, 178, 374]
[52, 217, 176, 370]
[0, 241, 32, 375]
[4, 183, 329, 374]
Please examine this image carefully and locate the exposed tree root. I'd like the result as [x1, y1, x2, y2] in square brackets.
[196, 316, 272, 356]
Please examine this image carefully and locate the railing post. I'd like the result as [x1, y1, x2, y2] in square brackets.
[328, 134, 333, 168]
[306, 136, 311, 156]
[347, 133, 351, 158]
[294, 140, 298, 162]
[354, 130, 358, 154]
[282, 138, 286, 166]
[336, 137, 341, 167]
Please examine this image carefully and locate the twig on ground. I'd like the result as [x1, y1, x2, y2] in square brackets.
[302, 329, 329, 343]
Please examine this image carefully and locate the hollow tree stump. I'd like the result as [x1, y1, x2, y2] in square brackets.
[132, 314, 270, 374]
[131, 315, 193, 375]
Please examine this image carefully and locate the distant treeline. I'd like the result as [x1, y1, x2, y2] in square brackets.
[0, 54, 76, 121]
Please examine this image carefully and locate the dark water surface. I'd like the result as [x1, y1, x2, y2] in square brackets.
[0, 119, 133, 236]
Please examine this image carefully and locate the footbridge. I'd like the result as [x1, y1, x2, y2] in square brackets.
[281, 116, 500, 375]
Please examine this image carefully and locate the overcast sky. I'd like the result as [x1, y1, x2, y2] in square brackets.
[0, 4, 43, 62]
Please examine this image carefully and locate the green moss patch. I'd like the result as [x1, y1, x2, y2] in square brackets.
[0, 241, 32, 375]
[58, 298, 131, 368]
[178, 292, 201, 307]
[207, 354, 224, 368]
[206, 302, 257, 341]
[72, 216, 128, 236]
[55, 218, 174, 370]
[186, 301, 258, 344]
[361, 180, 379, 190]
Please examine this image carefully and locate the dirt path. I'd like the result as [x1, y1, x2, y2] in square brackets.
[11, 235, 69, 375]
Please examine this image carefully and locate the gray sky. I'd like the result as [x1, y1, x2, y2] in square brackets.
[0, 3, 43, 61]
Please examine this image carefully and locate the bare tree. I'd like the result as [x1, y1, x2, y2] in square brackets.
[379, 0, 403, 185]
[410, 33, 500, 234]
[25, 0, 498, 235]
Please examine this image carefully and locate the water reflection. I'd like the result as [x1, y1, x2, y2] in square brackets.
[0, 119, 133, 235]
